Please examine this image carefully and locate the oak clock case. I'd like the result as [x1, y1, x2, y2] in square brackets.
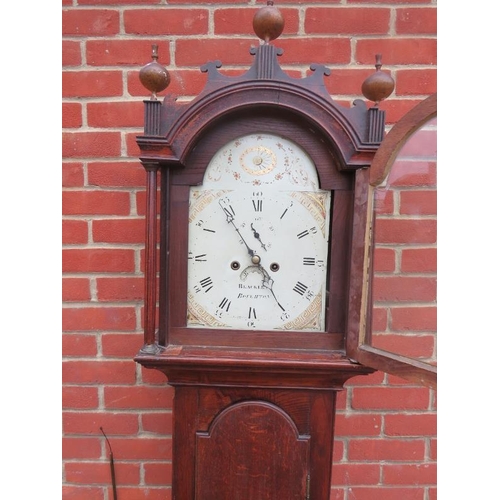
[187, 133, 330, 333]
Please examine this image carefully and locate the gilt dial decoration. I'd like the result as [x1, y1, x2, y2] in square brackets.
[187, 133, 331, 332]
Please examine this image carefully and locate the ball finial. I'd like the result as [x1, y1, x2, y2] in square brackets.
[253, 1, 285, 44]
[139, 45, 171, 100]
[361, 54, 395, 106]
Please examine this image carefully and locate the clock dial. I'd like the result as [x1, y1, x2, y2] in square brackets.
[187, 133, 331, 332]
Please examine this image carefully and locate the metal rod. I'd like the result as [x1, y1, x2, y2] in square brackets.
[100, 427, 118, 500]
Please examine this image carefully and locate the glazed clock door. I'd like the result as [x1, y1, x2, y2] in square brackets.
[187, 133, 331, 332]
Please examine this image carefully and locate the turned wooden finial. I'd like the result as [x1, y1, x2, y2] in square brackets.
[253, 1, 285, 44]
[139, 44, 171, 100]
[361, 54, 395, 106]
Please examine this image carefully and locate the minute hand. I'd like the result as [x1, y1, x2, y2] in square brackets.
[219, 200, 256, 259]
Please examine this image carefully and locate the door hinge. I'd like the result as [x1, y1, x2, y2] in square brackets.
[305, 474, 311, 500]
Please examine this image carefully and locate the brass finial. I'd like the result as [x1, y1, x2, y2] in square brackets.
[361, 54, 395, 106]
[139, 44, 171, 100]
[253, 1, 285, 44]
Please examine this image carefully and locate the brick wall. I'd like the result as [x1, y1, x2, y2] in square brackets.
[62, 1, 437, 499]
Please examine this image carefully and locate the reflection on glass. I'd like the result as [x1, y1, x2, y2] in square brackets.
[371, 117, 437, 367]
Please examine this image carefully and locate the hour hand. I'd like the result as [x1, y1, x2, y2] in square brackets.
[250, 223, 267, 251]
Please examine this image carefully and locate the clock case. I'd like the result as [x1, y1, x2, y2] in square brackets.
[134, 41, 429, 499]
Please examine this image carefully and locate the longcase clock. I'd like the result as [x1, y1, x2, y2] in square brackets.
[133, 2, 436, 498]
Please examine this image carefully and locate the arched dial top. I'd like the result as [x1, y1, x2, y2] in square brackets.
[187, 133, 331, 332]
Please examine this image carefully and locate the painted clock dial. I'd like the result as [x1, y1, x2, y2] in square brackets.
[187, 133, 331, 331]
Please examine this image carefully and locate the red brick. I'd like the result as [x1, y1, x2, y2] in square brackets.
[373, 248, 395, 272]
[352, 387, 430, 410]
[325, 69, 378, 97]
[62, 486, 103, 500]
[63, 102, 83, 128]
[62, 249, 135, 273]
[62, 278, 91, 302]
[88, 162, 146, 188]
[371, 307, 388, 332]
[385, 413, 437, 437]
[176, 38, 254, 66]
[63, 412, 139, 435]
[388, 160, 436, 187]
[396, 8, 437, 35]
[102, 333, 144, 357]
[108, 487, 171, 500]
[349, 438, 425, 461]
[124, 9, 209, 35]
[374, 219, 436, 245]
[62, 307, 137, 331]
[396, 69, 437, 96]
[93, 218, 145, 244]
[62, 9, 120, 36]
[62, 71, 123, 98]
[334, 414, 382, 437]
[429, 487, 437, 500]
[144, 462, 173, 485]
[332, 440, 344, 462]
[104, 437, 172, 460]
[87, 101, 144, 128]
[279, 38, 352, 65]
[331, 463, 380, 485]
[391, 306, 437, 331]
[142, 412, 173, 435]
[123, 132, 141, 159]
[63, 40, 82, 66]
[62, 333, 97, 356]
[400, 190, 436, 216]
[63, 190, 131, 216]
[349, 0, 429, 3]
[214, 8, 299, 35]
[65, 462, 140, 486]
[374, 189, 393, 214]
[86, 39, 170, 66]
[62, 386, 99, 410]
[63, 437, 102, 459]
[169, 0, 248, 3]
[79, 0, 160, 3]
[357, 39, 437, 65]
[383, 463, 436, 485]
[63, 220, 88, 245]
[63, 163, 84, 187]
[373, 276, 436, 302]
[96, 277, 144, 301]
[372, 333, 435, 361]
[345, 370, 385, 386]
[63, 360, 137, 384]
[346, 487, 424, 500]
[63, 132, 122, 158]
[401, 248, 436, 273]
[105, 386, 173, 410]
[429, 438, 437, 460]
[306, 7, 390, 35]
[380, 98, 426, 125]
[399, 129, 437, 158]
[140, 365, 168, 385]
[330, 488, 344, 500]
